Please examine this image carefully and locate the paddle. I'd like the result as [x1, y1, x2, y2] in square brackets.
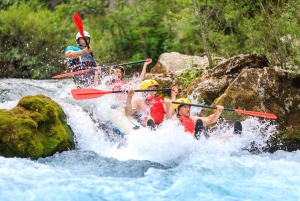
[52, 69, 92, 79]
[172, 101, 277, 119]
[73, 12, 93, 57]
[52, 59, 151, 78]
[71, 88, 171, 100]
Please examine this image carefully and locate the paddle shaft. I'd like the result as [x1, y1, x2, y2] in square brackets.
[101, 59, 148, 69]
[52, 59, 149, 78]
[172, 102, 234, 111]
[172, 101, 277, 119]
[73, 12, 94, 57]
[83, 38, 93, 57]
[112, 88, 171, 93]
[73, 59, 149, 71]
[71, 88, 171, 100]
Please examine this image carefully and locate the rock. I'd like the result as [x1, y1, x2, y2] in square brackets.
[0, 94, 75, 159]
[217, 67, 300, 152]
[150, 52, 225, 75]
[186, 54, 271, 105]
[145, 52, 224, 98]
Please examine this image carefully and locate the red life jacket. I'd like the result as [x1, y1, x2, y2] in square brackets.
[112, 80, 126, 91]
[147, 96, 165, 124]
[179, 115, 195, 133]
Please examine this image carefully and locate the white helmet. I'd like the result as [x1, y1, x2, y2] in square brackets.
[76, 31, 91, 44]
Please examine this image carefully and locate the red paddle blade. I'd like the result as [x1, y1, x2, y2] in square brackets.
[234, 109, 277, 119]
[52, 69, 91, 78]
[71, 88, 113, 100]
[73, 12, 84, 37]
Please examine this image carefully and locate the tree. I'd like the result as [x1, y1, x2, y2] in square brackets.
[192, 0, 213, 68]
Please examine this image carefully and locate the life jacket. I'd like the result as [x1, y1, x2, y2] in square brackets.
[112, 80, 126, 91]
[68, 46, 97, 72]
[179, 115, 195, 133]
[66, 46, 98, 87]
[147, 96, 165, 124]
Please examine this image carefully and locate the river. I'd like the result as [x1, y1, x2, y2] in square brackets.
[0, 78, 299, 201]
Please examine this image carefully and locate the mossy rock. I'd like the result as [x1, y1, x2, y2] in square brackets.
[0, 95, 75, 159]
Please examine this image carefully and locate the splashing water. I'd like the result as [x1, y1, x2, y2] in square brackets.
[0, 78, 299, 201]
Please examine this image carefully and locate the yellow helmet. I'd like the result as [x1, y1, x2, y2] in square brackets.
[140, 79, 159, 90]
[109, 66, 125, 75]
[173, 98, 191, 110]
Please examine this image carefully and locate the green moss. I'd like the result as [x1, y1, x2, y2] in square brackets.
[0, 95, 75, 159]
[277, 130, 288, 139]
[176, 68, 204, 87]
[29, 111, 43, 123]
[287, 129, 300, 140]
[266, 129, 300, 152]
[222, 101, 246, 120]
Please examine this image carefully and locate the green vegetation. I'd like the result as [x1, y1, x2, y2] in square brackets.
[176, 67, 204, 87]
[0, 0, 300, 79]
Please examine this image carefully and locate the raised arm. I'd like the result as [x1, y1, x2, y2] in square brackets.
[194, 105, 224, 126]
[125, 88, 136, 116]
[139, 59, 152, 80]
[164, 98, 173, 120]
[171, 86, 178, 101]
[93, 66, 102, 87]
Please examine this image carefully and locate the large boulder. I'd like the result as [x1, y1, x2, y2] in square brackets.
[0, 95, 75, 159]
[186, 54, 271, 104]
[184, 54, 300, 135]
[150, 52, 225, 75]
[214, 67, 300, 151]
[146, 52, 225, 98]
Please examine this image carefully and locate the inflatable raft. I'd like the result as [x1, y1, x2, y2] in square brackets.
[108, 105, 141, 137]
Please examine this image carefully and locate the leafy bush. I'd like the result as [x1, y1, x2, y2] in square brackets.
[176, 67, 204, 87]
[0, 0, 68, 78]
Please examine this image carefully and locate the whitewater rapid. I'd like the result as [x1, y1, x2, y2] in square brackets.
[0, 78, 299, 201]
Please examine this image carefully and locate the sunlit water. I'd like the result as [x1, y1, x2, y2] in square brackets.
[0, 78, 300, 201]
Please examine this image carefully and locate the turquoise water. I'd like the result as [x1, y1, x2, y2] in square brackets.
[0, 78, 299, 201]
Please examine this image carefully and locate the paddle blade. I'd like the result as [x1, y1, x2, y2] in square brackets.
[52, 69, 91, 78]
[71, 88, 113, 100]
[234, 109, 277, 119]
[73, 12, 84, 37]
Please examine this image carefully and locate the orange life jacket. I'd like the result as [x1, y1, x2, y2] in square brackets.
[179, 115, 195, 133]
[147, 96, 165, 124]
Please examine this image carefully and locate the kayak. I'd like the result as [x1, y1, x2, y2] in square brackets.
[108, 105, 141, 137]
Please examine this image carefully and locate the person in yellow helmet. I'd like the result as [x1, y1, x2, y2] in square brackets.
[125, 79, 178, 129]
[168, 98, 242, 140]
